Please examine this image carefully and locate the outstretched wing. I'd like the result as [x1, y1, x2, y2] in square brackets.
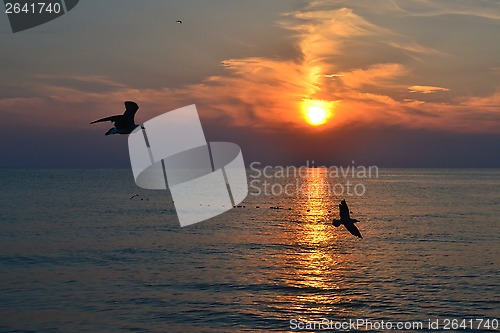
[343, 221, 362, 239]
[123, 101, 139, 124]
[90, 115, 122, 124]
[339, 200, 350, 219]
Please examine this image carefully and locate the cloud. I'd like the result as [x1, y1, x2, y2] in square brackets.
[491, 67, 500, 76]
[34, 74, 127, 88]
[386, 41, 445, 56]
[337, 63, 407, 89]
[1, 0, 499, 136]
[409, 85, 450, 94]
[397, 0, 500, 20]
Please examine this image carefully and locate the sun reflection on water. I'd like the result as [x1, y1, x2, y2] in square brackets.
[275, 168, 354, 315]
[298, 170, 339, 263]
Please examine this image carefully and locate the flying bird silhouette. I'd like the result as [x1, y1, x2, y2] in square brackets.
[91, 101, 140, 135]
[332, 200, 363, 239]
[176, 20, 182, 24]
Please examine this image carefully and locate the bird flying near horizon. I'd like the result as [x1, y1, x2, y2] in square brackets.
[333, 200, 363, 239]
[90, 101, 140, 136]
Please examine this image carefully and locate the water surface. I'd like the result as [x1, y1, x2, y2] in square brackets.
[0, 169, 498, 332]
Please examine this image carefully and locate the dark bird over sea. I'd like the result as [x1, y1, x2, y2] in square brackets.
[90, 101, 140, 136]
[333, 199, 363, 239]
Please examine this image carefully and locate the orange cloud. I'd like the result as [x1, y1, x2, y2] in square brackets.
[2, 1, 499, 135]
[409, 85, 450, 94]
[337, 64, 407, 89]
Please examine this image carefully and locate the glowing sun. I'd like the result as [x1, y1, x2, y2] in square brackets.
[302, 100, 334, 126]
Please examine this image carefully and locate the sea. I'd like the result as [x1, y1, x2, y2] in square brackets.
[0, 168, 498, 332]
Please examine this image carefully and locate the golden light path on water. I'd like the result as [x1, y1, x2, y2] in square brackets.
[2, 169, 499, 331]
[269, 168, 361, 320]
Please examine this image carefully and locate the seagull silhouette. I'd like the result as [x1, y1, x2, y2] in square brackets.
[91, 101, 140, 135]
[332, 199, 363, 239]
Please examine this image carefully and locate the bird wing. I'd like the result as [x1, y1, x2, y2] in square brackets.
[90, 115, 122, 124]
[343, 221, 363, 239]
[123, 101, 139, 125]
[339, 200, 350, 219]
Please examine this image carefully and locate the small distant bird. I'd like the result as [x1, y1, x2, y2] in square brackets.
[333, 199, 363, 239]
[91, 101, 140, 135]
[176, 20, 182, 24]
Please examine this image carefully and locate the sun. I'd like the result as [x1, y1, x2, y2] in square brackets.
[307, 106, 328, 125]
[302, 100, 334, 126]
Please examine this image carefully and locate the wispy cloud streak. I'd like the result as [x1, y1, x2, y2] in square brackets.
[1, 0, 499, 134]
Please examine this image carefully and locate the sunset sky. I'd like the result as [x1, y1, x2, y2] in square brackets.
[1, 0, 499, 167]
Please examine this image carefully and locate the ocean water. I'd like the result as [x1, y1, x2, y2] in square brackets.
[0, 168, 498, 332]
